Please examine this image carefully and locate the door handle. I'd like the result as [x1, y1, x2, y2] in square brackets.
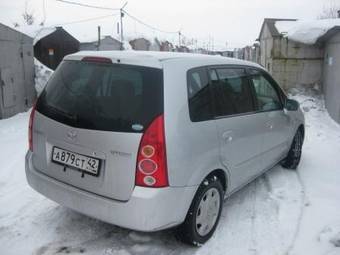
[222, 131, 233, 142]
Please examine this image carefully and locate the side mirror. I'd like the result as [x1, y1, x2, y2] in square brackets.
[285, 99, 299, 111]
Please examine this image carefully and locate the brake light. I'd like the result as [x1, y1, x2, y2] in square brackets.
[28, 103, 36, 151]
[135, 115, 168, 187]
[82, 56, 112, 64]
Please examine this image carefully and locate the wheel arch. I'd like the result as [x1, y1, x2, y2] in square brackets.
[204, 169, 228, 193]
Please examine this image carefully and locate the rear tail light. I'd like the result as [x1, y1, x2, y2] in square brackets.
[135, 115, 168, 187]
[28, 103, 36, 151]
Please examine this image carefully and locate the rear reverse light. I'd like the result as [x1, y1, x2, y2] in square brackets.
[28, 103, 36, 151]
[135, 115, 168, 187]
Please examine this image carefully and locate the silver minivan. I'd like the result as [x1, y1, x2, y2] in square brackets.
[26, 51, 304, 245]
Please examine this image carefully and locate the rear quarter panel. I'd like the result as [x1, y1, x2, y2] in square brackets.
[162, 60, 228, 188]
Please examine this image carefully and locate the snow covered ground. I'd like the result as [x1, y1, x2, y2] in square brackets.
[0, 90, 340, 255]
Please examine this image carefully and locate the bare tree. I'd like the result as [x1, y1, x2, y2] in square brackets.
[318, 3, 340, 19]
[22, 0, 35, 25]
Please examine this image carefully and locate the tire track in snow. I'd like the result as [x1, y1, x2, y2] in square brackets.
[285, 168, 307, 255]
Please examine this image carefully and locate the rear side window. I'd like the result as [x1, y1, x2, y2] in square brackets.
[187, 68, 213, 122]
[36, 60, 163, 133]
[211, 68, 255, 117]
[249, 69, 282, 111]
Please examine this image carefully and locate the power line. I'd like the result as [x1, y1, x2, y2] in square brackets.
[55, 0, 181, 45]
[122, 10, 179, 34]
[51, 14, 118, 27]
[55, 0, 120, 11]
[55, 0, 179, 35]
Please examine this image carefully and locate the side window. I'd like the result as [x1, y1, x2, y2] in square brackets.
[249, 69, 282, 111]
[211, 68, 255, 117]
[187, 68, 213, 122]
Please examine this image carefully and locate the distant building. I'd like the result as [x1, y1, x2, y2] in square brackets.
[34, 27, 80, 70]
[160, 41, 174, 51]
[175, 45, 190, 53]
[149, 38, 161, 51]
[242, 44, 260, 63]
[195, 48, 209, 55]
[233, 48, 244, 60]
[207, 50, 234, 57]
[0, 23, 35, 119]
[80, 36, 122, 51]
[129, 38, 151, 51]
[221, 50, 235, 58]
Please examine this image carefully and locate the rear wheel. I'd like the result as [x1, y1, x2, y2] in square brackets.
[175, 176, 224, 246]
[281, 129, 303, 170]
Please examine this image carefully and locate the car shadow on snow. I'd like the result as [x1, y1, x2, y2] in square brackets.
[34, 165, 304, 255]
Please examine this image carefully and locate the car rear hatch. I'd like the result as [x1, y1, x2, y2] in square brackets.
[32, 58, 163, 201]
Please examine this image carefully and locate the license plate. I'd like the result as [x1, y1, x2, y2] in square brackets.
[52, 147, 100, 175]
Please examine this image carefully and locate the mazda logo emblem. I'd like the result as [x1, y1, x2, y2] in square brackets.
[67, 130, 77, 141]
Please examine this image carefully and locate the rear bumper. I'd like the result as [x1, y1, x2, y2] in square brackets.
[25, 151, 197, 232]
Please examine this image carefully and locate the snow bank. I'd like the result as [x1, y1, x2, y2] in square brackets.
[34, 58, 53, 95]
[276, 19, 340, 44]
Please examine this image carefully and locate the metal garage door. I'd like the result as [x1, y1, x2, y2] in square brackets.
[0, 67, 16, 108]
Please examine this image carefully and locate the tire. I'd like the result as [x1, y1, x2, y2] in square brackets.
[175, 176, 224, 246]
[281, 129, 303, 170]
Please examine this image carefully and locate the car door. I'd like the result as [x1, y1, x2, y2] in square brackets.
[248, 68, 292, 171]
[210, 67, 266, 192]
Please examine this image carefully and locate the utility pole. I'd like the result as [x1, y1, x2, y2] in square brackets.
[178, 31, 181, 47]
[97, 26, 101, 51]
[119, 2, 128, 50]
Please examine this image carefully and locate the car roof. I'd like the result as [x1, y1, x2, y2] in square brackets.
[65, 50, 263, 70]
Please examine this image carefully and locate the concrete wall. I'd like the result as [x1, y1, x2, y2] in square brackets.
[259, 23, 324, 90]
[271, 59, 323, 90]
[273, 38, 323, 59]
[0, 24, 35, 119]
[323, 32, 340, 123]
[272, 38, 323, 90]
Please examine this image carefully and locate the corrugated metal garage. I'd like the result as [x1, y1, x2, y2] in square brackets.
[0, 23, 36, 119]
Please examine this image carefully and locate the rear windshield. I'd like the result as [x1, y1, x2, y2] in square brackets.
[36, 60, 163, 133]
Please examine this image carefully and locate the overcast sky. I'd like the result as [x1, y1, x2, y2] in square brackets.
[1, 0, 340, 49]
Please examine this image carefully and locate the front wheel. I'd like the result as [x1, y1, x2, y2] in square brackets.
[175, 176, 224, 246]
[281, 129, 303, 170]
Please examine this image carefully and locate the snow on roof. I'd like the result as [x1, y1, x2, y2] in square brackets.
[275, 20, 298, 35]
[15, 25, 56, 45]
[275, 19, 340, 45]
